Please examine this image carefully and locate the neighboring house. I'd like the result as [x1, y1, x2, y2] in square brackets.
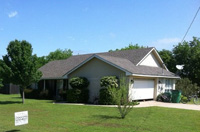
[39, 47, 179, 102]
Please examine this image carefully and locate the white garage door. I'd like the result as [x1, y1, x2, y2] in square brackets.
[131, 79, 154, 100]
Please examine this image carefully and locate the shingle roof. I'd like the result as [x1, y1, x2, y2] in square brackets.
[39, 47, 178, 79]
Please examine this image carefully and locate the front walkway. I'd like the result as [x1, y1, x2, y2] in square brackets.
[54, 101, 200, 111]
[135, 101, 200, 111]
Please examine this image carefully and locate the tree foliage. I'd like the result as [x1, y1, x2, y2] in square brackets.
[1, 40, 42, 103]
[46, 49, 73, 62]
[158, 49, 176, 73]
[36, 49, 73, 68]
[158, 37, 200, 87]
[36, 56, 47, 69]
[173, 37, 200, 86]
[109, 43, 146, 52]
[176, 78, 200, 97]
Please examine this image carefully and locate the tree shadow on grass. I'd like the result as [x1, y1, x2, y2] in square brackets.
[5, 130, 20, 132]
[0, 101, 22, 105]
[12, 97, 21, 99]
[93, 115, 121, 120]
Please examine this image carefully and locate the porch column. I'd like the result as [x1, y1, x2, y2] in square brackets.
[173, 79, 176, 90]
[43, 80, 46, 91]
[154, 78, 158, 100]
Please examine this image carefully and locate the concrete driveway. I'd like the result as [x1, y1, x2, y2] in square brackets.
[55, 101, 200, 111]
[135, 101, 200, 111]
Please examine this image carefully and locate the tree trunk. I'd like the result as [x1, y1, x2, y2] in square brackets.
[22, 89, 25, 104]
[21, 87, 25, 104]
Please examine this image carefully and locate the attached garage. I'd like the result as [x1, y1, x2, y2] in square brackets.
[130, 79, 155, 100]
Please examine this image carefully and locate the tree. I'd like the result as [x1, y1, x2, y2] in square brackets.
[109, 43, 145, 52]
[158, 49, 176, 73]
[36, 49, 73, 69]
[1, 40, 42, 104]
[173, 37, 200, 86]
[46, 49, 73, 62]
[35, 56, 47, 69]
[115, 76, 137, 119]
[176, 78, 200, 97]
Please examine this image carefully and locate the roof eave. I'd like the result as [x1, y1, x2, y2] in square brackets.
[131, 73, 180, 79]
[40, 77, 67, 80]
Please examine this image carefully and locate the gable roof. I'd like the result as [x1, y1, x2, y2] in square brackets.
[39, 47, 178, 79]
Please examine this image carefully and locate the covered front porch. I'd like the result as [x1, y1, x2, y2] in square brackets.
[37, 79, 68, 100]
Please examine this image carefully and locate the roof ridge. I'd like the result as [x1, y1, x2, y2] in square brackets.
[72, 47, 154, 57]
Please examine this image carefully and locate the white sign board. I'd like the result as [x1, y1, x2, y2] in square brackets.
[15, 111, 28, 126]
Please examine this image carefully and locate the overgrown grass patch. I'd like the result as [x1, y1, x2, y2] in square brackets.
[0, 94, 200, 132]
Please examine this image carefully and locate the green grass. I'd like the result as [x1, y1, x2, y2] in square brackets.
[0, 94, 200, 132]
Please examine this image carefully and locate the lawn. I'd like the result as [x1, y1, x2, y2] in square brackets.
[0, 94, 200, 132]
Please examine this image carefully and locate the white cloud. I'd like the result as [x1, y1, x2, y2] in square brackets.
[151, 37, 181, 50]
[8, 11, 18, 18]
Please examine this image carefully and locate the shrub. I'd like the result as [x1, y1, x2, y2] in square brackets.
[180, 95, 188, 103]
[99, 76, 119, 105]
[156, 93, 172, 102]
[68, 77, 90, 103]
[176, 78, 200, 97]
[24, 88, 53, 100]
[99, 87, 118, 105]
[0, 79, 3, 88]
[66, 89, 81, 103]
[79, 88, 89, 103]
[24, 89, 39, 99]
[116, 76, 136, 119]
[39, 90, 49, 99]
[59, 89, 67, 101]
[100, 76, 118, 89]
[66, 88, 89, 103]
[69, 77, 89, 89]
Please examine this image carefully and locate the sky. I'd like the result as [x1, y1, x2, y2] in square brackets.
[0, 0, 200, 57]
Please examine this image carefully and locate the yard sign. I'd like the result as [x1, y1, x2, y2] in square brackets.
[15, 111, 28, 126]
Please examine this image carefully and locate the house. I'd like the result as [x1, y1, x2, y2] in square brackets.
[39, 47, 179, 102]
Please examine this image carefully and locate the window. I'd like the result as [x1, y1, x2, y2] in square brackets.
[165, 79, 173, 93]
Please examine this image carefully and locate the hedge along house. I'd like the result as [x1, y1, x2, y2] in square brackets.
[39, 47, 179, 102]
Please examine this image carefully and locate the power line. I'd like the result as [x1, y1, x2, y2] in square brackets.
[181, 6, 200, 43]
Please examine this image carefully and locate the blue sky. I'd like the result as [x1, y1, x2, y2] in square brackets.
[0, 0, 200, 57]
